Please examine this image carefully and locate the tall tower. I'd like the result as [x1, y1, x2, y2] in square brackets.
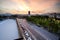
[28, 11, 30, 17]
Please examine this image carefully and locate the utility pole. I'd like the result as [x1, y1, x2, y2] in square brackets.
[54, 13, 56, 19]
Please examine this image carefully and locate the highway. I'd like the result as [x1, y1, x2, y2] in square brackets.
[16, 18, 59, 40]
[28, 22, 59, 40]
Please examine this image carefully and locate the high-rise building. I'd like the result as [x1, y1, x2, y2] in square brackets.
[28, 11, 31, 16]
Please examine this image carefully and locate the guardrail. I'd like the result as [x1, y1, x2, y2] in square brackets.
[16, 18, 33, 40]
[16, 18, 26, 40]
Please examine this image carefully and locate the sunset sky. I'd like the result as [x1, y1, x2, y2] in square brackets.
[0, 0, 60, 14]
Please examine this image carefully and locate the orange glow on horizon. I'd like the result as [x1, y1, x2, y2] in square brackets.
[0, 0, 60, 14]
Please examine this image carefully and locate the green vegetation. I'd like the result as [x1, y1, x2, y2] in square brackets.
[26, 16, 60, 34]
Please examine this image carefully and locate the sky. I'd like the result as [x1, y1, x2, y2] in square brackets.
[0, 0, 60, 14]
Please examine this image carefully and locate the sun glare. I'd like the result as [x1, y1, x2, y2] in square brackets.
[18, 5, 30, 11]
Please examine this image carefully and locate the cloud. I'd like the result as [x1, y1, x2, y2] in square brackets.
[0, 0, 60, 14]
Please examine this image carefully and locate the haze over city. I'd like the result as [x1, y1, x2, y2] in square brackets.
[0, 0, 60, 14]
[0, 0, 60, 40]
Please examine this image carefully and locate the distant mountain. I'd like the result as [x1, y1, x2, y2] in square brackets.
[0, 13, 12, 16]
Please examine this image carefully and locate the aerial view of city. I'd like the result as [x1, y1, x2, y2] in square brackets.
[0, 0, 60, 40]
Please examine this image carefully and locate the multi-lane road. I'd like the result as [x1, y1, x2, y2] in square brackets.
[16, 18, 59, 40]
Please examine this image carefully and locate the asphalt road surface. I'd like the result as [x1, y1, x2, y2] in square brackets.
[17, 18, 59, 40]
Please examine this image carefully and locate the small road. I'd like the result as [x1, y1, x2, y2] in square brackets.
[16, 18, 59, 40]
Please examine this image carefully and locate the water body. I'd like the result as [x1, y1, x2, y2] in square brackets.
[0, 19, 19, 40]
